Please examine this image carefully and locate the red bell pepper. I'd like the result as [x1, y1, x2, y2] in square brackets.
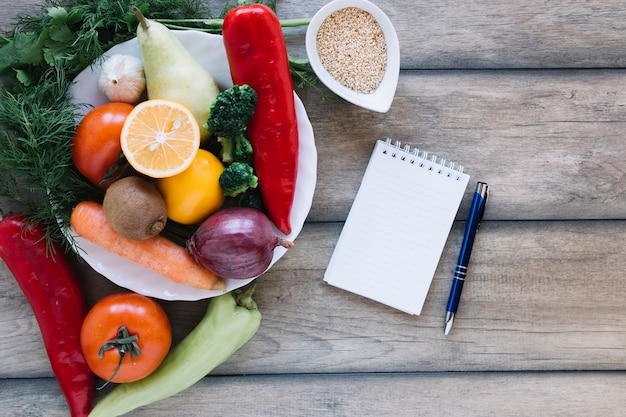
[0, 214, 93, 417]
[222, 4, 299, 235]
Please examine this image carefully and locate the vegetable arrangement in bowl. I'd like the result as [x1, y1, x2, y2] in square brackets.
[68, 6, 317, 301]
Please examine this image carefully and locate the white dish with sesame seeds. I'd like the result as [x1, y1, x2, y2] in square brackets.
[305, 0, 400, 113]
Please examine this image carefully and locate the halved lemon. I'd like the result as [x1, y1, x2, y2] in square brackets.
[121, 99, 201, 178]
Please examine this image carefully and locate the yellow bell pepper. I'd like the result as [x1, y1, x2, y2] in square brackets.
[157, 149, 225, 224]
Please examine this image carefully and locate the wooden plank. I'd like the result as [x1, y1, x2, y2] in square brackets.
[0, 2, 37, 28]
[3, 220, 626, 379]
[387, 0, 626, 69]
[1, 371, 625, 416]
[282, 0, 626, 69]
[301, 69, 626, 222]
[3, 1, 626, 70]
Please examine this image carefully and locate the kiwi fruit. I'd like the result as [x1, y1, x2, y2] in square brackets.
[103, 176, 168, 240]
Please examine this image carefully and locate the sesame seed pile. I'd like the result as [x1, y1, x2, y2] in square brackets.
[316, 7, 387, 94]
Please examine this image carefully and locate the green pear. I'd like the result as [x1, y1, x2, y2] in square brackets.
[131, 6, 219, 141]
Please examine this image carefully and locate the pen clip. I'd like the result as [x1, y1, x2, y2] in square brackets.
[475, 182, 489, 226]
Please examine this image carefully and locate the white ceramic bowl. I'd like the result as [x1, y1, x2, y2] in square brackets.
[305, 0, 400, 113]
[67, 31, 317, 301]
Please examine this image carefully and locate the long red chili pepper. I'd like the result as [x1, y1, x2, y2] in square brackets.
[0, 214, 93, 417]
[222, 4, 299, 235]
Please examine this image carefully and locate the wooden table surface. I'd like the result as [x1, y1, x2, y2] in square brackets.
[2, 0, 626, 416]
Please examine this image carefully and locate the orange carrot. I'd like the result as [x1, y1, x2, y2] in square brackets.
[70, 201, 225, 291]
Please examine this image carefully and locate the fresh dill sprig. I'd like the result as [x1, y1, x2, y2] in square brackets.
[0, 67, 101, 248]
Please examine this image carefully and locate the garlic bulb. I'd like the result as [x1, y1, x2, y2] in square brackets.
[98, 54, 146, 103]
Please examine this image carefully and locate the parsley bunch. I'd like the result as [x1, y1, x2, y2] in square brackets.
[0, 68, 99, 246]
[0, 0, 214, 87]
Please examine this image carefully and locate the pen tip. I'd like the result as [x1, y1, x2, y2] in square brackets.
[444, 314, 454, 336]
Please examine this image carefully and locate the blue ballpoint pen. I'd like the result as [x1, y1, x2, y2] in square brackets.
[444, 181, 489, 335]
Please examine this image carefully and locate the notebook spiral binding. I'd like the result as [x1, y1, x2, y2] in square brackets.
[382, 138, 465, 180]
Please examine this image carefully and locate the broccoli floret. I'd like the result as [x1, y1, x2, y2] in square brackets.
[204, 84, 257, 138]
[203, 84, 258, 164]
[218, 135, 253, 164]
[219, 162, 259, 197]
[237, 187, 265, 212]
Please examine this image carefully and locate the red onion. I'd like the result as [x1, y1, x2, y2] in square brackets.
[188, 207, 293, 279]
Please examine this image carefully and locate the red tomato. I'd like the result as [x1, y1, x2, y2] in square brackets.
[72, 102, 134, 188]
[80, 292, 172, 384]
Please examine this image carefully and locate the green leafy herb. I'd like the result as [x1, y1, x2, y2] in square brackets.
[1, 0, 215, 87]
[0, 67, 100, 247]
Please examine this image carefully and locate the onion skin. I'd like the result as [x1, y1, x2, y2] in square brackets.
[188, 207, 293, 279]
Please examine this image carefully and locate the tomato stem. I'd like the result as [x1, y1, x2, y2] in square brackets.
[99, 152, 132, 187]
[97, 325, 142, 389]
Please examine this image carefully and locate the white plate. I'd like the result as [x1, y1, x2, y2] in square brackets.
[305, 0, 400, 113]
[68, 31, 317, 300]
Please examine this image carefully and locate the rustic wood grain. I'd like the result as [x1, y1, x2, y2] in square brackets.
[2, 372, 626, 417]
[281, 0, 626, 69]
[2, 0, 626, 416]
[303, 69, 626, 222]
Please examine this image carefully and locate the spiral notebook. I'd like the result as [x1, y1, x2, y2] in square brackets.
[324, 138, 470, 315]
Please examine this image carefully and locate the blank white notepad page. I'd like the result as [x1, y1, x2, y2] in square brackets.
[324, 139, 470, 315]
